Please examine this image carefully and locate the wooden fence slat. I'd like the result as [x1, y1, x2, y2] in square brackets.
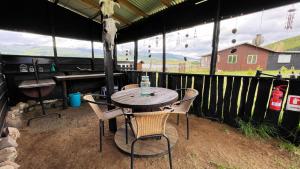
[244, 78, 259, 122]
[216, 76, 224, 120]
[175, 75, 182, 99]
[157, 73, 164, 87]
[229, 77, 242, 126]
[223, 76, 233, 124]
[193, 75, 204, 116]
[264, 80, 289, 126]
[238, 77, 250, 121]
[280, 80, 300, 143]
[209, 76, 217, 119]
[149, 72, 157, 87]
[202, 76, 210, 117]
[252, 78, 273, 125]
[186, 76, 193, 88]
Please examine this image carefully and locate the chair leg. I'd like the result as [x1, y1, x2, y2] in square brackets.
[163, 135, 173, 169]
[99, 120, 103, 152]
[176, 114, 179, 125]
[131, 139, 138, 169]
[186, 113, 189, 140]
[125, 118, 128, 144]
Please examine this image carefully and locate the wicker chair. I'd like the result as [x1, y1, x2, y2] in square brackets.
[83, 94, 128, 152]
[161, 88, 198, 140]
[121, 84, 139, 90]
[129, 111, 173, 169]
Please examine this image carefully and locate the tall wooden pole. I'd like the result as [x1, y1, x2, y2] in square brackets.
[209, 0, 221, 75]
[103, 32, 117, 132]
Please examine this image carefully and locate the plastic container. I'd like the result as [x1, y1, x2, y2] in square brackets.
[69, 92, 81, 108]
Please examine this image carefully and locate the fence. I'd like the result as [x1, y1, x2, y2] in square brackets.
[122, 70, 300, 145]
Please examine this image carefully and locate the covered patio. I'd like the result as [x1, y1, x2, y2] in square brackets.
[0, 0, 299, 169]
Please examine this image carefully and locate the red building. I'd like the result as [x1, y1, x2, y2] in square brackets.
[200, 43, 273, 71]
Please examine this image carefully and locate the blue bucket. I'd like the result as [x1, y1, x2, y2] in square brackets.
[69, 92, 81, 108]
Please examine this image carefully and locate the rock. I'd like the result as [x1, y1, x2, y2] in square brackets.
[0, 136, 18, 150]
[0, 147, 17, 162]
[0, 161, 20, 169]
[5, 114, 23, 129]
[0, 165, 14, 169]
[7, 128, 20, 141]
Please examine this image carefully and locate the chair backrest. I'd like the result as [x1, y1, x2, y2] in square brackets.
[83, 95, 104, 120]
[121, 84, 139, 90]
[180, 88, 199, 112]
[131, 111, 169, 138]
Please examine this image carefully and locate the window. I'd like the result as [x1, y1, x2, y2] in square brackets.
[56, 37, 92, 58]
[217, 2, 300, 75]
[117, 42, 134, 61]
[278, 54, 291, 63]
[138, 35, 163, 72]
[228, 55, 237, 64]
[247, 55, 257, 64]
[166, 23, 213, 73]
[0, 29, 54, 56]
[93, 42, 104, 58]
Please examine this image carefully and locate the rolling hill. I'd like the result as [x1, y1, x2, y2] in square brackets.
[265, 35, 300, 52]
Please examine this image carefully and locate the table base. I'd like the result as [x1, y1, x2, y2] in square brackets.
[114, 123, 178, 157]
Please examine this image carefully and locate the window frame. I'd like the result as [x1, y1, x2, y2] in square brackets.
[247, 55, 257, 64]
[227, 55, 237, 64]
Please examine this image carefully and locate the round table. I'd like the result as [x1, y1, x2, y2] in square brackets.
[111, 87, 179, 156]
[111, 87, 178, 112]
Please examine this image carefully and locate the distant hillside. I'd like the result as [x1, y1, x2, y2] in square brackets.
[265, 35, 300, 52]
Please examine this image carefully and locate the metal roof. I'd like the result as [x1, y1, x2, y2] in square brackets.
[50, 0, 186, 28]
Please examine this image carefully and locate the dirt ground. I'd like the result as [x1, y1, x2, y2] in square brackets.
[15, 103, 299, 169]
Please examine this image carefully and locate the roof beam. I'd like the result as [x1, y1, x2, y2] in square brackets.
[118, 0, 148, 17]
[81, 0, 130, 25]
[161, 0, 172, 7]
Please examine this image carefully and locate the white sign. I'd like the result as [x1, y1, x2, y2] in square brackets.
[286, 95, 300, 112]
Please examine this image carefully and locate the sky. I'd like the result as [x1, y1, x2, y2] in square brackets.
[0, 2, 299, 58]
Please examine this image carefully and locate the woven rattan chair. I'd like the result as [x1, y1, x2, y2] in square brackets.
[161, 88, 198, 140]
[129, 111, 173, 169]
[121, 84, 139, 90]
[83, 94, 128, 152]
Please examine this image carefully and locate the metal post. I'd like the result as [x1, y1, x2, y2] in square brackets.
[134, 40, 138, 70]
[209, 0, 221, 75]
[163, 31, 166, 73]
[91, 40, 95, 70]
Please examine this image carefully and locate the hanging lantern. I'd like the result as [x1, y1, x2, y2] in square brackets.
[184, 57, 187, 61]
[194, 28, 197, 38]
[185, 33, 189, 38]
[155, 36, 159, 47]
[148, 49, 151, 53]
[185, 44, 189, 48]
[231, 39, 236, 44]
[148, 54, 151, 58]
[285, 8, 296, 30]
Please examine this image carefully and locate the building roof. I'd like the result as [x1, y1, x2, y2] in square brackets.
[201, 43, 275, 58]
[49, 0, 185, 29]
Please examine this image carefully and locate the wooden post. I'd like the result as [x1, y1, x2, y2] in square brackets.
[103, 33, 117, 132]
[113, 44, 118, 71]
[134, 40, 138, 70]
[209, 0, 221, 75]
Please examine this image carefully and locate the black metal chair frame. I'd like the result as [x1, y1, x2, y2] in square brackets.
[163, 88, 198, 140]
[130, 134, 173, 169]
[83, 94, 131, 152]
